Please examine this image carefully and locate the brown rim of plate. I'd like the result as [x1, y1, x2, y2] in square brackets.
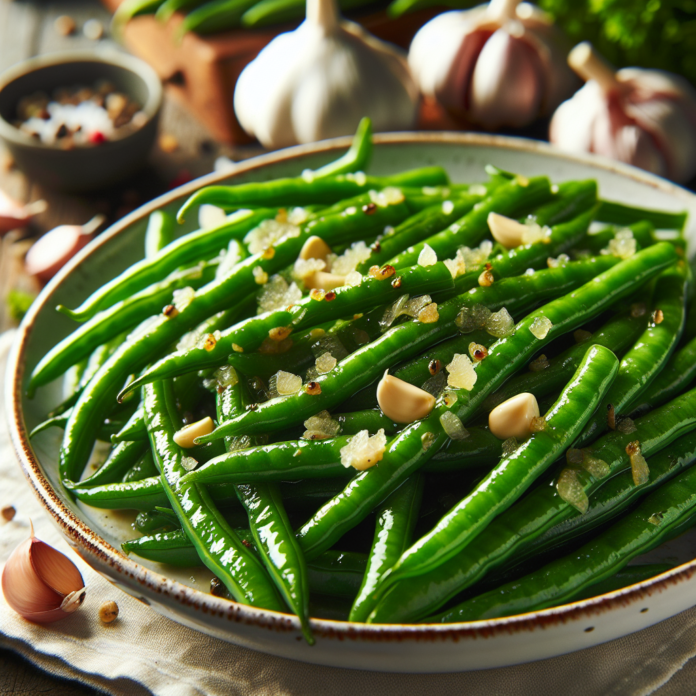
[7, 131, 696, 642]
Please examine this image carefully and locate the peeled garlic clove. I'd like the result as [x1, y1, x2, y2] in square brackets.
[1, 526, 86, 623]
[469, 29, 544, 129]
[0, 191, 47, 236]
[487, 212, 528, 249]
[300, 235, 332, 263]
[377, 373, 436, 424]
[25, 214, 105, 284]
[489, 392, 539, 440]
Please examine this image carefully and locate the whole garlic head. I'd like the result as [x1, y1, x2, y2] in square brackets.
[408, 0, 577, 129]
[234, 0, 418, 149]
[550, 43, 696, 184]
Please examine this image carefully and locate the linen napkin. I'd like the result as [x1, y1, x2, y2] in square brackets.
[3, 328, 696, 696]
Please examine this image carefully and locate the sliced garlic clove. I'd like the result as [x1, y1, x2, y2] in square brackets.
[174, 416, 215, 448]
[487, 212, 528, 249]
[489, 392, 540, 440]
[304, 271, 346, 291]
[300, 235, 332, 263]
[468, 29, 544, 129]
[377, 373, 436, 424]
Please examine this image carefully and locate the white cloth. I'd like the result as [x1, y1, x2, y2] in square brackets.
[3, 328, 696, 696]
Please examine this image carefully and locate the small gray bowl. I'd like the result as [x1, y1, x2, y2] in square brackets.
[0, 49, 162, 192]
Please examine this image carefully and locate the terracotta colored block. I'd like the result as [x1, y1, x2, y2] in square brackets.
[103, 0, 441, 144]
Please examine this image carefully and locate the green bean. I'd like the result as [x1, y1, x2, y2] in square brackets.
[144, 380, 285, 610]
[122, 450, 159, 483]
[144, 210, 175, 259]
[217, 378, 314, 642]
[176, 169, 450, 224]
[312, 118, 373, 178]
[60, 208, 274, 322]
[118, 263, 455, 398]
[78, 439, 148, 488]
[297, 244, 677, 563]
[387, 176, 553, 270]
[196, 256, 617, 444]
[596, 199, 688, 231]
[59, 193, 411, 483]
[480, 307, 648, 414]
[379, 344, 619, 591]
[349, 474, 423, 622]
[575, 262, 688, 447]
[29, 260, 219, 393]
[367, 386, 696, 623]
[155, 0, 207, 21]
[432, 462, 696, 622]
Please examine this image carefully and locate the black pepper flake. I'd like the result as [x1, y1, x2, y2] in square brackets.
[428, 359, 442, 375]
[362, 202, 377, 215]
[246, 403, 259, 411]
[391, 276, 402, 289]
[371, 241, 382, 253]
[325, 291, 336, 302]
[210, 577, 225, 596]
[163, 304, 178, 318]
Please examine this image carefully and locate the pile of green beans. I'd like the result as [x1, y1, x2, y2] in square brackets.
[29, 119, 696, 642]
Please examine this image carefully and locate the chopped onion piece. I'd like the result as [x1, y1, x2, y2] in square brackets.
[244, 217, 301, 254]
[340, 429, 387, 470]
[530, 316, 553, 339]
[417, 303, 439, 324]
[293, 257, 325, 280]
[602, 229, 636, 260]
[345, 271, 362, 287]
[331, 241, 371, 275]
[258, 275, 302, 313]
[446, 353, 477, 390]
[303, 410, 340, 439]
[439, 411, 469, 440]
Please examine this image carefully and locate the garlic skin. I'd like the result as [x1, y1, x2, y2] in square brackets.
[2, 526, 86, 623]
[408, 0, 577, 129]
[550, 43, 696, 184]
[234, 0, 418, 149]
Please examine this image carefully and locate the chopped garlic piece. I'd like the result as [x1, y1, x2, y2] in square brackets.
[198, 204, 228, 230]
[293, 257, 325, 280]
[346, 171, 367, 186]
[485, 308, 514, 338]
[557, 468, 589, 513]
[172, 286, 195, 312]
[368, 187, 404, 207]
[418, 244, 438, 267]
[331, 241, 372, 276]
[547, 253, 570, 268]
[216, 240, 243, 280]
[602, 229, 636, 260]
[275, 370, 302, 395]
[244, 217, 301, 254]
[446, 353, 477, 390]
[181, 456, 199, 472]
[521, 221, 549, 245]
[344, 271, 363, 287]
[439, 411, 469, 440]
[442, 200, 454, 215]
[340, 429, 387, 470]
[287, 207, 310, 225]
[253, 266, 268, 285]
[214, 365, 239, 390]
[258, 275, 302, 313]
[303, 410, 340, 439]
[418, 303, 439, 323]
[530, 316, 553, 339]
[315, 352, 337, 374]
[456, 303, 491, 333]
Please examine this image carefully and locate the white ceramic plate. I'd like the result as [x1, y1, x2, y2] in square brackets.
[7, 133, 696, 672]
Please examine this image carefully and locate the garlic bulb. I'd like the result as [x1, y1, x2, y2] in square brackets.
[25, 214, 105, 284]
[408, 0, 577, 129]
[1, 524, 86, 623]
[550, 43, 696, 184]
[234, 0, 418, 149]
